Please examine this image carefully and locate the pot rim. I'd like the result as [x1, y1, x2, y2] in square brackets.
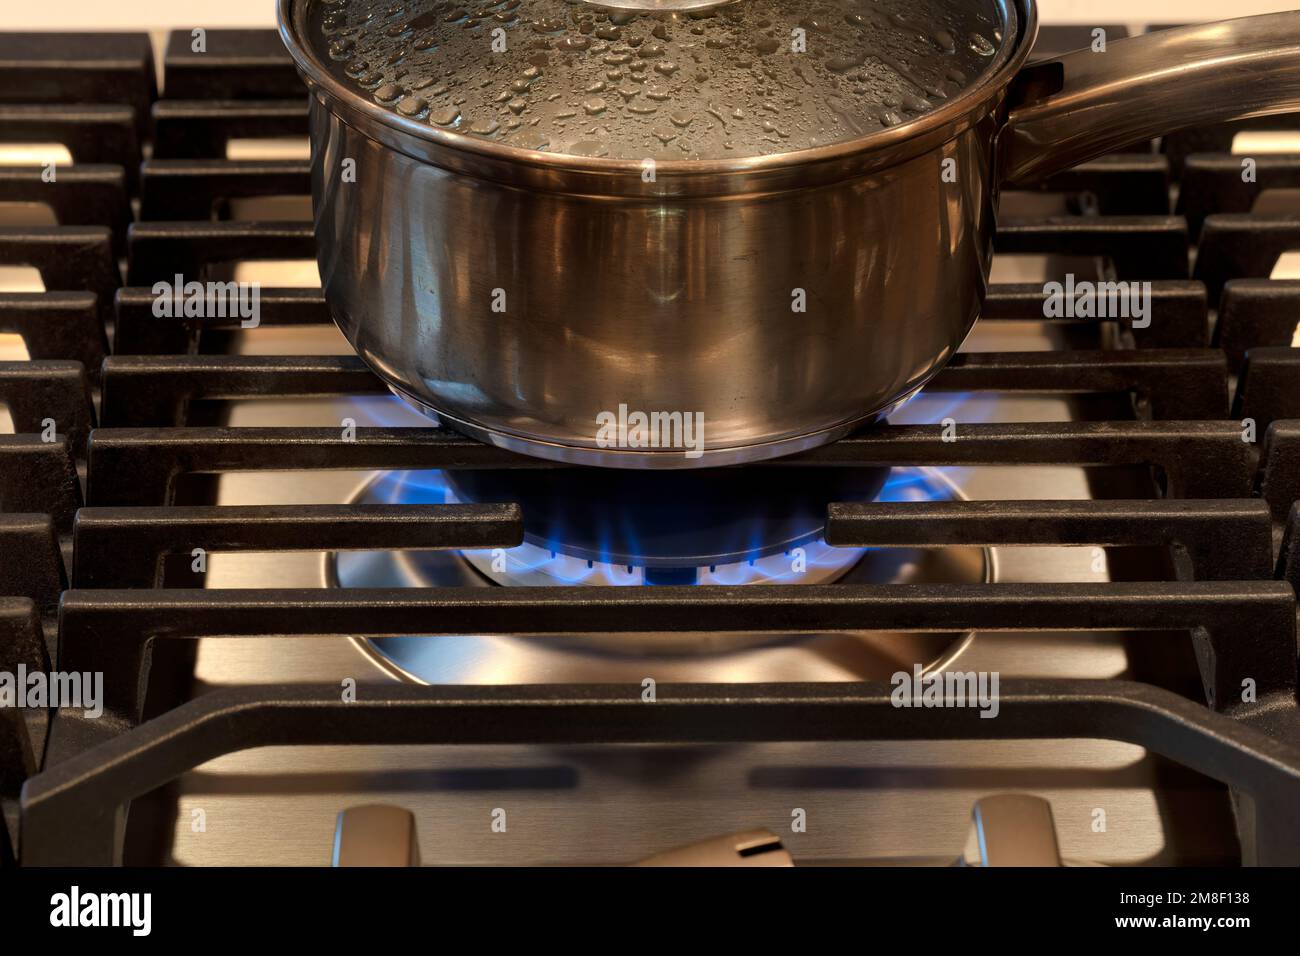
[279, 0, 1038, 187]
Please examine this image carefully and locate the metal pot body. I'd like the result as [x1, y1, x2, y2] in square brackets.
[286, 0, 1300, 467]
[311, 101, 1000, 466]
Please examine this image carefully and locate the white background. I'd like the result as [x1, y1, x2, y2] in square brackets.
[3, 0, 1298, 29]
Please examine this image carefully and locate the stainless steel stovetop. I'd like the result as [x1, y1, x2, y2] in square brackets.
[5, 13, 1300, 869]
[157, 303, 1222, 867]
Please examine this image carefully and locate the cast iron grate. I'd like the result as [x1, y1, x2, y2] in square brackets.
[0, 26, 1298, 868]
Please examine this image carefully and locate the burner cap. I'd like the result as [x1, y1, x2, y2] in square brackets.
[444, 466, 890, 567]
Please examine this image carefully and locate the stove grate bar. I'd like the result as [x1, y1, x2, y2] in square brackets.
[54, 497, 1278, 587]
[50, 581, 1298, 737]
[120, 217, 1197, 287]
[0, 32, 155, 139]
[139, 158, 309, 221]
[113, 286, 327, 355]
[161, 29, 302, 101]
[0, 105, 141, 193]
[1011, 154, 1169, 215]
[0, 292, 106, 378]
[1179, 154, 1300, 240]
[1261, 421, 1300, 524]
[782, 421, 1260, 499]
[1280, 503, 1300, 589]
[0, 226, 119, 328]
[150, 99, 308, 160]
[983, 281, 1207, 348]
[1164, 112, 1300, 178]
[1218, 279, 1300, 371]
[0, 360, 93, 451]
[0, 597, 44, 862]
[0, 165, 130, 255]
[21, 677, 1300, 867]
[826, 498, 1275, 581]
[936, 349, 1227, 419]
[1234, 348, 1300, 432]
[1195, 214, 1300, 303]
[124, 219, 314, 286]
[95, 349, 1232, 428]
[995, 216, 1189, 279]
[0, 435, 81, 534]
[81, 421, 1260, 508]
[71, 502, 524, 588]
[110, 283, 1213, 355]
[0, 514, 63, 624]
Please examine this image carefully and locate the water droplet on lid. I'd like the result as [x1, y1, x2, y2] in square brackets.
[583, 96, 608, 115]
[396, 95, 429, 116]
[431, 105, 461, 126]
[826, 53, 865, 73]
[567, 139, 609, 156]
[511, 130, 550, 150]
[932, 29, 956, 54]
[316, 0, 1006, 158]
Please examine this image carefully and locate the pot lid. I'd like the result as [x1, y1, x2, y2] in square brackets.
[303, 0, 1012, 161]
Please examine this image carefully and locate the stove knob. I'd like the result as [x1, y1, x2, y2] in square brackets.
[332, 805, 420, 867]
[636, 829, 793, 867]
[960, 794, 1063, 867]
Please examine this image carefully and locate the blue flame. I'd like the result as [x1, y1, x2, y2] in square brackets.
[364, 387, 971, 585]
[376, 465, 956, 587]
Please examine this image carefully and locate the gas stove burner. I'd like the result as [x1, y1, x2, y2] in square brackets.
[327, 467, 992, 683]
[441, 466, 891, 570]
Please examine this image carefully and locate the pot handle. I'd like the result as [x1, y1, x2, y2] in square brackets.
[999, 12, 1300, 187]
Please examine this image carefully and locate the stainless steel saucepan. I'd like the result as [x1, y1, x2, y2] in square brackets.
[279, 0, 1300, 468]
